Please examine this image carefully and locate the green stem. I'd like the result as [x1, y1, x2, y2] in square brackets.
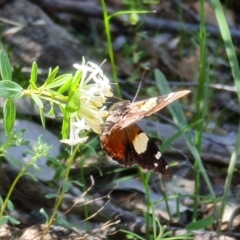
[193, 0, 208, 222]
[0, 154, 41, 218]
[138, 169, 150, 237]
[42, 146, 78, 237]
[23, 89, 68, 102]
[101, 0, 121, 98]
[211, 0, 240, 231]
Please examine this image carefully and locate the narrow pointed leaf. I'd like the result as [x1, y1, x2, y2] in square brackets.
[39, 108, 46, 128]
[7, 200, 14, 211]
[186, 217, 214, 230]
[58, 75, 73, 94]
[31, 93, 43, 109]
[29, 62, 38, 88]
[44, 66, 59, 86]
[4, 99, 16, 135]
[0, 50, 12, 80]
[46, 74, 72, 89]
[62, 110, 69, 139]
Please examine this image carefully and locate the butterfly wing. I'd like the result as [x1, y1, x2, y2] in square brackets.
[136, 90, 190, 117]
[108, 90, 190, 131]
[100, 90, 190, 178]
[100, 124, 172, 179]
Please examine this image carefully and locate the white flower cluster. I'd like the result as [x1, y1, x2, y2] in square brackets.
[61, 61, 113, 146]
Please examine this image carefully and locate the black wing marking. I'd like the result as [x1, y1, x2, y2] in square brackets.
[100, 123, 172, 179]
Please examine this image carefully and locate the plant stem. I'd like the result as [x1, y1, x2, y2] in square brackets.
[101, 0, 121, 98]
[211, 0, 240, 231]
[41, 146, 78, 238]
[0, 154, 41, 218]
[193, 0, 208, 222]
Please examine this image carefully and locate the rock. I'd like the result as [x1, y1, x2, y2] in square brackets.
[0, 0, 85, 69]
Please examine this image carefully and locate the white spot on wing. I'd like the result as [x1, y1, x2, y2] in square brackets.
[139, 98, 157, 112]
[155, 151, 161, 159]
[164, 92, 174, 101]
[154, 162, 158, 167]
[133, 132, 148, 154]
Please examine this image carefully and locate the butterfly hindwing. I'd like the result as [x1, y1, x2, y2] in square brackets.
[100, 124, 172, 178]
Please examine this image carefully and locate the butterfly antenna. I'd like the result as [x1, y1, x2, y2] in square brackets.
[132, 70, 146, 103]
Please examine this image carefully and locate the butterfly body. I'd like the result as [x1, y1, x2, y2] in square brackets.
[100, 90, 190, 179]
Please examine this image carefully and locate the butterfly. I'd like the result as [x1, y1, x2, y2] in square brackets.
[100, 90, 190, 179]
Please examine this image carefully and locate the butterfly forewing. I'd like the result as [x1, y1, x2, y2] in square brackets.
[108, 90, 190, 131]
[143, 90, 190, 116]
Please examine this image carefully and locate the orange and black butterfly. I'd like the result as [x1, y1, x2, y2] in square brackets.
[100, 90, 190, 179]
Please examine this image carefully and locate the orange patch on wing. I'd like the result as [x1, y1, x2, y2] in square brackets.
[102, 129, 127, 161]
[101, 124, 142, 162]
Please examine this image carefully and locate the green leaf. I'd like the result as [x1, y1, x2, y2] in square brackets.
[185, 217, 214, 230]
[62, 180, 70, 192]
[71, 69, 82, 92]
[39, 108, 46, 128]
[62, 110, 69, 139]
[65, 90, 80, 114]
[0, 80, 23, 100]
[58, 75, 73, 94]
[160, 119, 202, 152]
[8, 216, 20, 225]
[0, 50, 12, 80]
[29, 62, 38, 88]
[39, 208, 49, 222]
[7, 200, 14, 211]
[120, 230, 145, 240]
[47, 88, 65, 98]
[44, 66, 59, 86]
[30, 94, 45, 127]
[3, 99, 16, 135]
[31, 93, 43, 108]
[48, 102, 55, 115]
[45, 193, 58, 199]
[32, 163, 41, 173]
[0, 216, 8, 225]
[155, 69, 215, 199]
[71, 180, 84, 187]
[24, 172, 38, 181]
[47, 74, 73, 90]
